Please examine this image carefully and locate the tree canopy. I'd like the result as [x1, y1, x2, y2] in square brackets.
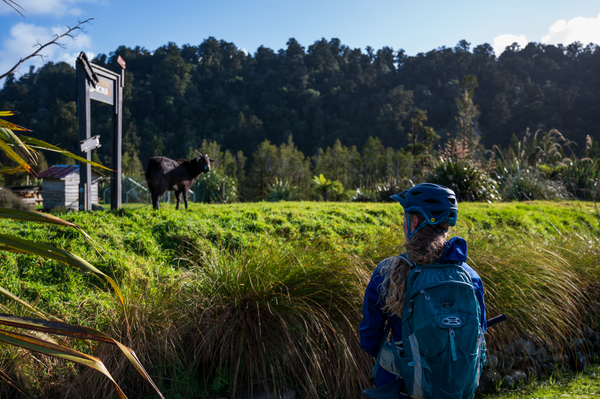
[1, 37, 599, 190]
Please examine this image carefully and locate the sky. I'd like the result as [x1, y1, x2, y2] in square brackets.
[1, 0, 600, 79]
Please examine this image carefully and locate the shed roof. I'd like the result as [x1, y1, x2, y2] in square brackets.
[39, 164, 105, 178]
[38, 165, 80, 179]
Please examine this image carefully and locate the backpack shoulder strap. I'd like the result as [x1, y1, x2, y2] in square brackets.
[398, 252, 416, 269]
[372, 322, 391, 379]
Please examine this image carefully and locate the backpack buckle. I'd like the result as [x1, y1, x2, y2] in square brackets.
[442, 316, 462, 326]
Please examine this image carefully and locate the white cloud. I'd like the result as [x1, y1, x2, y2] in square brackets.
[492, 34, 528, 55]
[0, 0, 98, 17]
[541, 12, 600, 46]
[0, 22, 93, 79]
[493, 13, 600, 57]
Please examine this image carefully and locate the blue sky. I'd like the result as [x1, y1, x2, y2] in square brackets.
[1, 0, 600, 78]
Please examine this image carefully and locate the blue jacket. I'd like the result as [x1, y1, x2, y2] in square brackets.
[359, 237, 487, 387]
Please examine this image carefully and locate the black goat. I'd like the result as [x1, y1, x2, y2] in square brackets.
[145, 152, 213, 210]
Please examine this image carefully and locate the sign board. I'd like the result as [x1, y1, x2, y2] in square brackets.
[89, 78, 114, 105]
[117, 55, 126, 70]
[80, 135, 101, 152]
[77, 52, 124, 211]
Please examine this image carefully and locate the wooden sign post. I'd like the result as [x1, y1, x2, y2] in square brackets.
[76, 52, 124, 210]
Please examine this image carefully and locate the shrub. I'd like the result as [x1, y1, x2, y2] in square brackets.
[328, 180, 346, 201]
[0, 187, 31, 210]
[312, 174, 344, 201]
[194, 171, 238, 203]
[428, 157, 500, 202]
[374, 179, 415, 203]
[556, 159, 600, 200]
[349, 188, 378, 202]
[502, 168, 569, 201]
[266, 179, 301, 202]
[348, 180, 414, 203]
[429, 136, 500, 202]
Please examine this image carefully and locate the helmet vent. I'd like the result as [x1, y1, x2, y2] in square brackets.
[411, 191, 423, 196]
[447, 198, 456, 205]
[424, 199, 441, 204]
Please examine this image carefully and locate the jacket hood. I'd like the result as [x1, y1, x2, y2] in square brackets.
[439, 236, 468, 263]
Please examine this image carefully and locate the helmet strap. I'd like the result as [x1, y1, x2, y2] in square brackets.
[406, 212, 428, 241]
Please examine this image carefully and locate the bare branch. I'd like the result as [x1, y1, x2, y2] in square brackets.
[0, 18, 96, 81]
[3, 0, 25, 17]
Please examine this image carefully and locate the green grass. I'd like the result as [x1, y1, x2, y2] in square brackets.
[487, 364, 600, 398]
[1, 200, 600, 398]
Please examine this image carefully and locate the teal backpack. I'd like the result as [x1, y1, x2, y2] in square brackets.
[394, 254, 486, 399]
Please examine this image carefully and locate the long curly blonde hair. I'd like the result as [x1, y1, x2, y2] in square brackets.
[379, 213, 449, 317]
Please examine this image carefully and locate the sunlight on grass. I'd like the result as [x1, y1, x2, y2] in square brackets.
[2, 200, 600, 397]
[486, 364, 600, 399]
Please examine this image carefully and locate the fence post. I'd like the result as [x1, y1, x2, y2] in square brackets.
[103, 187, 111, 207]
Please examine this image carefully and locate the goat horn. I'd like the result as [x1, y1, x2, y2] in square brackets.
[195, 150, 202, 156]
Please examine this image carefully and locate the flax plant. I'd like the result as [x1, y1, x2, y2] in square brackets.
[428, 135, 500, 202]
[266, 178, 301, 202]
[0, 111, 163, 398]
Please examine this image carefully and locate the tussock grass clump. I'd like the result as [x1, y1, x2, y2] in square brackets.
[370, 201, 600, 358]
[68, 273, 190, 398]
[468, 234, 588, 351]
[70, 237, 374, 399]
[502, 169, 569, 201]
[370, 226, 595, 357]
[452, 202, 600, 356]
[0, 188, 30, 210]
[182, 238, 372, 398]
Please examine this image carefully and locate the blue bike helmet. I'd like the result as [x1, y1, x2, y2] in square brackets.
[390, 183, 458, 239]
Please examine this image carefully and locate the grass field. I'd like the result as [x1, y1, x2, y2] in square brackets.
[1, 200, 600, 398]
[487, 365, 600, 399]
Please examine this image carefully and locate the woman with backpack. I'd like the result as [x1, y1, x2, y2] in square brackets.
[360, 183, 487, 399]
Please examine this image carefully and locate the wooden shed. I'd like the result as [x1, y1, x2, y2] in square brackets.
[38, 165, 101, 210]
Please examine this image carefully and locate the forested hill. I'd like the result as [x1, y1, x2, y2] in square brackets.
[1, 38, 599, 172]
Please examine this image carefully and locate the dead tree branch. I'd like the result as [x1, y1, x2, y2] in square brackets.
[0, 18, 96, 81]
[3, 0, 25, 17]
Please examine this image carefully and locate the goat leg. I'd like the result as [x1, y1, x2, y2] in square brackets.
[175, 190, 182, 210]
[183, 190, 189, 210]
[152, 194, 160, 210]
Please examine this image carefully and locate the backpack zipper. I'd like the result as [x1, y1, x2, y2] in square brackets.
[408, 289, 430, 313]
[409, 281, 475, 301]
[449, 329, 457, 361]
